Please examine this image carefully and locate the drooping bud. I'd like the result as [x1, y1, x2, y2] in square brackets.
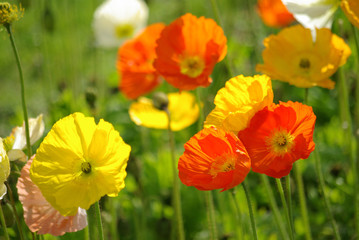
[152, 92, 169, 111]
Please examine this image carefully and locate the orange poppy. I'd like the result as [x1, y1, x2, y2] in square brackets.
[238, 101, 316, 178]
[178, 127, 251, 191]
[153, 13, 227, 90]
[341, 0, 359, 29]
[257, 0, 295, 28]
[117, 23, 165, 99]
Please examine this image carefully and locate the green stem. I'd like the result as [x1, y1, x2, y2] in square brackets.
[5, 24, 32, 158]
[275, 178, 294, 240]
[5, 182, 24, 240]
[260, 175, 288, 240]
[352, 24, 359, 239]
[87, 201, 104, 240]
[165, 110, 185, 240]
[242, 181, 258, 240]
[230, 189, 243, 239]
[205, 191, 218, 240]
[0, 201, 10, 240]
[285, 175, 294, 236]
[293, 164, 312, 240]
[313, 150, 341, 239]
[209, 0, 234, 77]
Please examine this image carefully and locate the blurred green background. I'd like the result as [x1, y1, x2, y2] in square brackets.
[0, 0, 358, 239]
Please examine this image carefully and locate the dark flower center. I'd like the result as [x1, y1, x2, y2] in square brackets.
[81, 162, 92, 174]
[299, 58, 310, 69]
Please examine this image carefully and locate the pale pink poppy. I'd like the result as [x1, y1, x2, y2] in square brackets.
[16, 157, 88, 236]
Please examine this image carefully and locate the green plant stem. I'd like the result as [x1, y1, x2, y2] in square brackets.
[313, 150, 341, 239]
[293, 164, 312, 240]
[5, 182, 24, 240]
[0, 200, 10, 240]
[242, 181, 258, 240]
[352, 24, 359, 239]
[209, 0, 234, 77]
[5, 24, 32, 158]
[165, 110, 185, 240]
[260, 175, 288, 240]
[275, 178, 294, 240]
[205, 191, 218, 240]
[230, 189, 243, 239]
[87, 201, 104, 240]
[285, 175, 294, 236]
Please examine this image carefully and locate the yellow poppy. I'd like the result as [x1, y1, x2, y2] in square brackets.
[341, 0, 359, 29]
[129, 92, 199, 131]
[256, 25, 351, 89]
[30, 112, 131, 216]
[204, 75, 273, 134]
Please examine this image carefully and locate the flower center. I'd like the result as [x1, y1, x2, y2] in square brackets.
[267, 130, 294, 156]
[299, 58, 310, 69]
[81, 162, 92, 174]
[180, 56, 205, 78]
[115, 24, 134, 38]
[209, 154, 236, 177]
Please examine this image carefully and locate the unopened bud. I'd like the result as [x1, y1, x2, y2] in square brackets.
[152, 92, 169, 111]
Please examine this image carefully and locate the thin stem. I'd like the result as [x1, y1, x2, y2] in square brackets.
[275, 178, 294, 240]
[165, 109, 185, 240]
[260, 175, 288, 240]
[5, 182, 24, 240]
[205, 191, 218, 240]
[0, 201, 10, 240]
[313, 150, 341, 239]
[242, 181, 258, 240]
[87, 201, 104, 240]
[293, 164, 312, 240]
[229, 189, 243, 239]
[352, 24, 359, 238]
[285, 175, 294, 236]
[5, 24, 32, 158]
[209, 0, 234, 77]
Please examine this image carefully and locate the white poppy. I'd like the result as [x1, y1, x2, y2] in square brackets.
[92, 0, 149, 48]
[282, 0, 340, 29]
[7, 114, 45, 161]
[0, 139, 10, 200]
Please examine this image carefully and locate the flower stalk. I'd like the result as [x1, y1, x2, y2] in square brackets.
[87, 201, 104, 240]
[4, 24, 32, 158]
[276, 178, 294, 240]
[0, 200, 10, 240]
[242, 181, 258, 240]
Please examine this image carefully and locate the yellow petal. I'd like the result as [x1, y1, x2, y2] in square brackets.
[129, 92, 199, 131]
[205, 74, 273, 133]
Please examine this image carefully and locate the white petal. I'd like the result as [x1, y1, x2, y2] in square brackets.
[282, 0, 340, 29]
[8, 149, 26, 162]
[12, 114, 45, 150]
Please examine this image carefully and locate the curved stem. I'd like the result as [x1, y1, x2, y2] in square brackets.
[230, 189, 243, 239]
[0, 200, 10, 240]
[5, 24, 32, 158]
[5, 182, 24, 240]
[165, 110, 185, 240]
[313, 150, 341, 239]
[293, 164, 312, 240]
[242, 181, 258, 240]
[260, 175, 288, 240]
[275, 178, 294, 240]
[285, 175, 294, 236]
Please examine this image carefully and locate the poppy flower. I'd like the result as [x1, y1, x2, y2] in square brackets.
[92, 0, 148, 48]
[17, 157, 87, 236]
[117, 23, 165, 99]
[30, 112, 131, 216]
[0, 138, 10, 200]
[204, 74, 273, 134]
[341, 0, 359, 29]
[238, 101, 316, 178]
[5, 114, 45, 161]
[129, 91, 199, 131]
[257, 0, 295, 28]
[153, 13, 227, 90]
[178, 127, 251, 191]
[282, 0, 339, 31]
[256, 25, 351, 89]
